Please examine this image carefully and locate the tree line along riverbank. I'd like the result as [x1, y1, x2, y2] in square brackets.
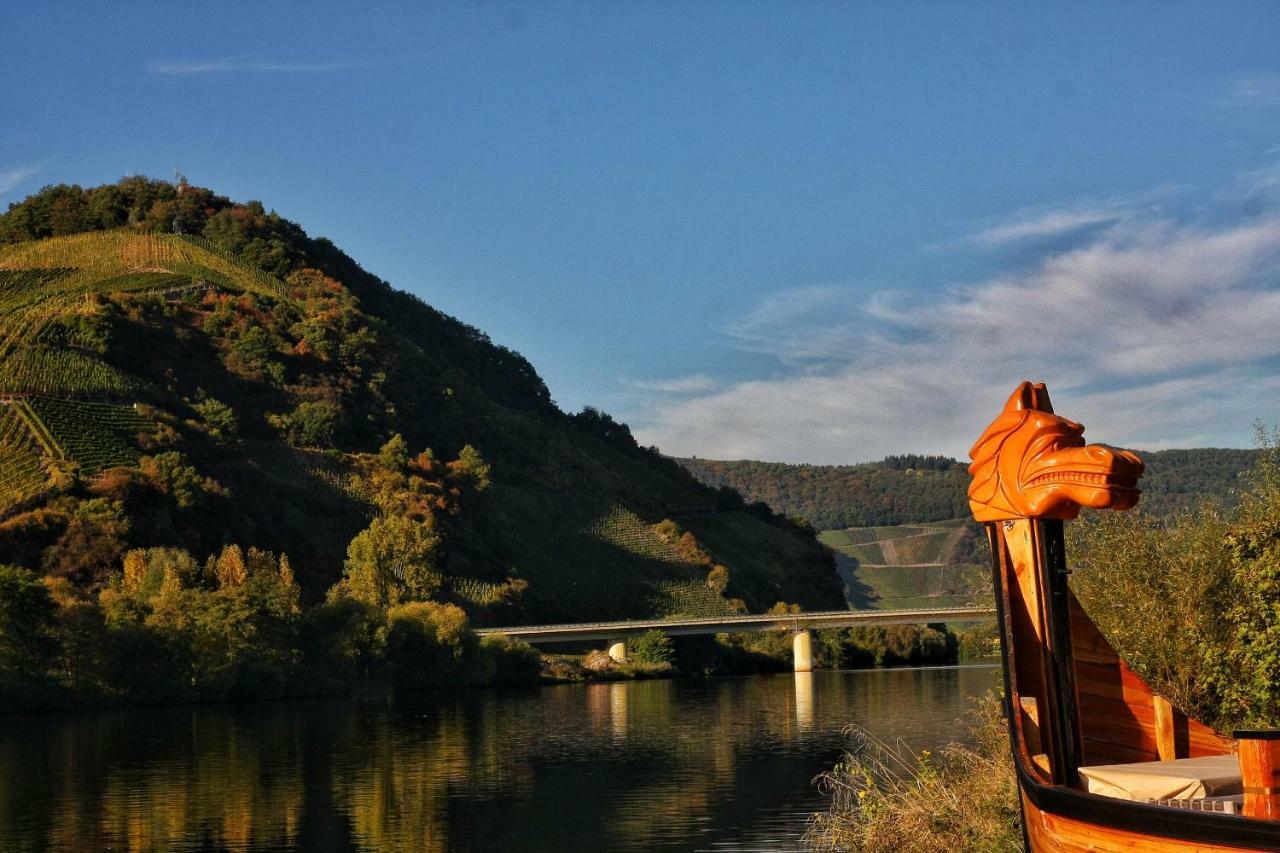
[0, 547, 991, 712]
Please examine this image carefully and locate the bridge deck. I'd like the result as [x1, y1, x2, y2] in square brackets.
[475, 606, 994, 644]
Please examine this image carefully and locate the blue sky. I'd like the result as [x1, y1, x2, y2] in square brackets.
[4, 2, 1280, 462]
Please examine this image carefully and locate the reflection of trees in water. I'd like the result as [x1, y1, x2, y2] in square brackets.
[96, 721, 302, 852]
[0, 707, 304, 851]
[0, 669, 995, 851]
[332, 707, 485, 853]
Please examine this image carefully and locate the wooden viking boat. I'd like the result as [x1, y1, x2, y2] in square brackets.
[969, 382, 1280, 852]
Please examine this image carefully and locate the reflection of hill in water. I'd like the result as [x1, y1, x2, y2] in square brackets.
[0, 667, 998, 852]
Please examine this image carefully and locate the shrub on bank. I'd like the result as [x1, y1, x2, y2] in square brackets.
[814, 624, 958, 669]
[479, 633, 542, 684]
[1069, 430, 1280, 731]
[958, 621, 1001, 660]
[630, 629, 675, 665]
[805, 692, 1020, 852]
[384, 601, 474, 687]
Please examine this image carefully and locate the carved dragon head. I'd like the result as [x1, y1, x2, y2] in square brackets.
[967, 381, 1144, 522]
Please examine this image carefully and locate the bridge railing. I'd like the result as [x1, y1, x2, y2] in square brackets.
[474, 605, 995, 643]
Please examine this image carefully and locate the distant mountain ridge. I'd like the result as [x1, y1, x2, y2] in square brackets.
[678, 448, 1259, 529]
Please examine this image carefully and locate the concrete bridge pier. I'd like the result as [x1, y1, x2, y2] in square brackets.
[792, 629, 813, 673]
[607, 639, 628, 663]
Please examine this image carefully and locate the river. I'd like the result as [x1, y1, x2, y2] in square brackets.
[0, 664, 999, 852]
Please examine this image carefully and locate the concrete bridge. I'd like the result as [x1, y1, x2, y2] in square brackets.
[476, 605, 995, 672]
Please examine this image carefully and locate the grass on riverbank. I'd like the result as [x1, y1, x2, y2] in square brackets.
[805, 691, 1020, 852]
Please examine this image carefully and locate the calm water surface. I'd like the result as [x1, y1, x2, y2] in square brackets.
[0, 665, 998, 852]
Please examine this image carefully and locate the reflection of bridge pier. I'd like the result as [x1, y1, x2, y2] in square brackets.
[610, 681, 628, 739]
[794, 671, 814, 730]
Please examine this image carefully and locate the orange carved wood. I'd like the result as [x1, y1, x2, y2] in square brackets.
[968, 381, 1142, 522]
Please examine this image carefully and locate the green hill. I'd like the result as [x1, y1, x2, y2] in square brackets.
[0, 179, 844, 623]
[680, 448, 1259, 528]
[819, 520, 984, 610]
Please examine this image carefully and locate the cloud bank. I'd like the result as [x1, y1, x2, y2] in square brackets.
[634, 215, 1280, 463]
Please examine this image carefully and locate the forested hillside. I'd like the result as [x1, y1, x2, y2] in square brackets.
[680, 448, 1258, 528]
[0, 179, 844, 630]
[677, 457, 970, 529]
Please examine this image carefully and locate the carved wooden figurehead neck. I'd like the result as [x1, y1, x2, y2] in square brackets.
[967, 381, 1144, 522]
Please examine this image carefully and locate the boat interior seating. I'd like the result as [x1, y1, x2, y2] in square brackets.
[1076, 754, 1243, 802]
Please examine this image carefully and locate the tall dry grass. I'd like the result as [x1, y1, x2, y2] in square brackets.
[805, 692, 1021, 852]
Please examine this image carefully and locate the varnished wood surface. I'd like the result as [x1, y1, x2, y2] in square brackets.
[1154, 695, 1177, 761]
[1239, 738, 1280, 820]
[1023, 793, 1267, 852]
[1067, 590, 1230, 764]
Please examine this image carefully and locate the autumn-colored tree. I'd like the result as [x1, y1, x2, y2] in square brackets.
[363, 442, 488, 523]
[706, 564, 730, 595]
[123, 548, 198, 597]
[378, 433, 409, 471]
[449, 444, 491, 492]
[655, 519, 713, 566]
[340, 516, 442, 609]
[111, 545, 305, 699]
[211, 545, 247, 588]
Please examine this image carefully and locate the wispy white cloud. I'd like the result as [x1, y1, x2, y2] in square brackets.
[634, 215, 1280, 463]
[628, 374, 719, 394]
[0, 165, 39, 197]
[1239, 160, 1280, 194]
[1222, 73, 1280, 108]
[148, 58, 376, 75]
[934, 195, 1166, 251]
[719, 284, 908, 367]
[964, 206, 1128, 247]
